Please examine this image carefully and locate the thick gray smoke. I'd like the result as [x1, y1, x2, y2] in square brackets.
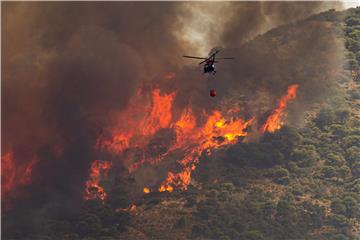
[2, 1, 345, 236]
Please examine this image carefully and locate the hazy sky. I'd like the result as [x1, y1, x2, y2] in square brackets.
[343, 0, 359, 8]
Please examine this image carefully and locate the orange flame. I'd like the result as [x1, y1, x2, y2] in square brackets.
[96, 89, 175, 158]
[117, 203, 137, 212]
[141, 89, 176, 136]
[143, 187, 150, 194]
[84, 160, 111, 200]
[91, 84, 299, 196]
[129, 203, 137, 211]
[260, 84, 299, 133]
[1, 151, 38, 196]
[159, 110, 255, 191]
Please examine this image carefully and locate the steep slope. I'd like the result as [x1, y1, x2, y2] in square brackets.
[117, 8, 360, 240]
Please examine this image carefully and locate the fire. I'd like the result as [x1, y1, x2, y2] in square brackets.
[95, 88, 175, 157]
[159, 185, 174, 192]
[2, 151, 16, 195]
[260, 84, 299, 133]
[84, 160, 111, 200]
[117, 203, 137, 212]
[159, 110, 255, 191]
[1, 151, 38, 196]
[97, 133, 131, 155]
[171, 107, 197, 147]
[87, 84, 299, 199]
[129, 203, 137, 211]
[143, 187, 150, 194]
[175, 107, 196, 133]
[22, 157, 37, 185]
[141, 89, 176, 136]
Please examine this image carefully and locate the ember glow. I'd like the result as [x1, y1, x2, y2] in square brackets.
[260, 84, 299, 133]
[86, 84, 299, 199]
[143, 187, 150, 194]
[164, 72, 176, 80]
[2, 151, 38, 197]
[116, 203, 137, 213]
[84, 160, 111, 200]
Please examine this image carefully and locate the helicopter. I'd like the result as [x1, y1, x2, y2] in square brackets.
[183, 50, 234, 97]
[183, 50, 234, 75]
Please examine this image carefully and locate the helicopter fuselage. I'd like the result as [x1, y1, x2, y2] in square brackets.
[204, 60, 216, 74]
[183, 49, 233, 75]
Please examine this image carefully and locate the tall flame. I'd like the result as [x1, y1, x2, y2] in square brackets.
[1, 151, 38, 210]
[96, 88, 176, 155]
[260, 84, 299, 133]
[84, 160, 111, 200]
[140, 89, 176, 136]
[85, 84, 299, 200]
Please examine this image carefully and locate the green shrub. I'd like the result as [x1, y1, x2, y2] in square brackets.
[325, 153, 346, 167]
[321, 166, 337, 178]
[346, 146, 360, 164]
[348, 89, 360, 99]
[331, 198, 346, 215]
[315, 108, 336, 128]
[327, 214, 350, 228]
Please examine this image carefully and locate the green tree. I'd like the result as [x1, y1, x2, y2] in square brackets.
[335, 108, 351, 123]
[276, 195, 297, 222]
[291, 145, 319, 167]
[331, 234, 350, 240]
[315, 108, 335, 128]
[330, 124, 349, 138]
[343, 135, 360, 148]
[346, 38, 360, 53]
[327, 214, 350, 228]
[325, 153, 346, 167]
[346, 17, 360, 26]
[345, 146, 360, 164]
[342, 196, 360, 218]
[243, 230, 265, 240]
[352, 161, 360, 177]
[331, 198, 346, 215]
[338, 165, 351, 179]
[348, 88, 360, 99]
[321, 166, 337, 178]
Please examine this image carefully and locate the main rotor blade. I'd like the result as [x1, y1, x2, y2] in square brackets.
[199, 59, 209, 65]
[210, 50, 220, 56]
[183, 55, 208, 59]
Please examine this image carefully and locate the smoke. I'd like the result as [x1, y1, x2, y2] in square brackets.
[175, 2, 343, 56]
[2, 1, 345, 237]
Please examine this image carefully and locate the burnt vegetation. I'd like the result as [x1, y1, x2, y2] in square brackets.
[2, 6, 360, 240]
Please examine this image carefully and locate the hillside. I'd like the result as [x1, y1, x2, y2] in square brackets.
[3, 6, 360, 240]
[115, 8, 360, 240]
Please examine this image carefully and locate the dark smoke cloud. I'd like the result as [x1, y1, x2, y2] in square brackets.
[2, 2, 182, 235]
[223, 1, 343, 47]
[167, 2, 345, 115]
[2, 1, 345, 236]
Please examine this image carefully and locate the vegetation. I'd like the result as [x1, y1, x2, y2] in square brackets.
[117, 8, 360, 240]
[3, 7, 360, 240]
